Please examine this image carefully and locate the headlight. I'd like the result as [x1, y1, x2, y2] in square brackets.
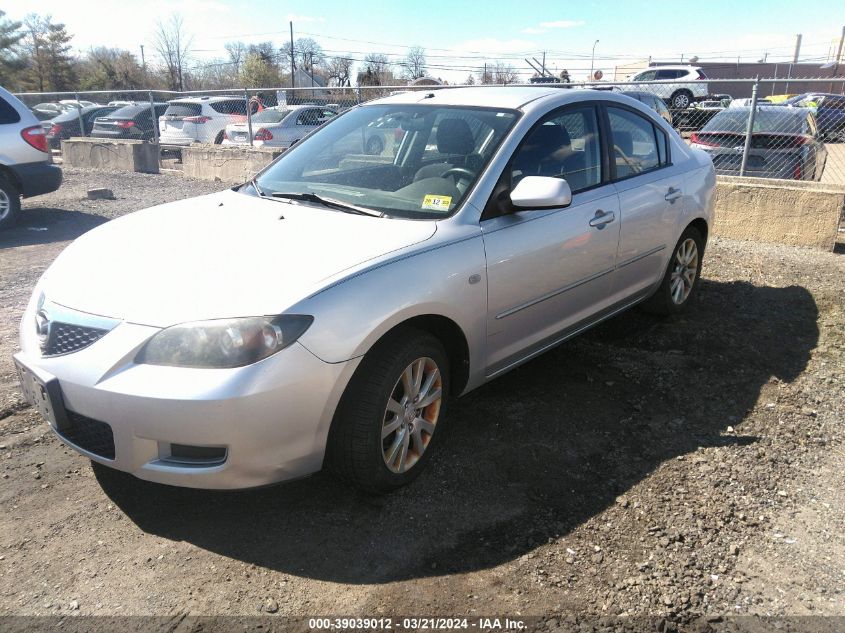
[137, 315, 313, 368]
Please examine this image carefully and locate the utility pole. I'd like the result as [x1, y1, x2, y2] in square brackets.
[786, 33, 801, 93]
[829, 26, 844, 92]
[289, 21, 295, 89]
[140, 44, 146, 76]
[590, 40, 599, 81]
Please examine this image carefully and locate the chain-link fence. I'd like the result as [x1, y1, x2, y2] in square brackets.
[13, 78, 845, 185]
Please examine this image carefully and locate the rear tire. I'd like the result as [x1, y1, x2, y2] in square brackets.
[214, 130, 224, 144]
[326, 327, 450, 493]
[0, 176, 21, 231]
[641, 226, 704, 316]
[365, 135, 384, 155]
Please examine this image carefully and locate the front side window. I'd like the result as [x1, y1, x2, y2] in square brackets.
[608, 106, 660, 178]
[655, 69, 682, 80]
[254, 104, 519, 219]
[634, 70, 656, 81]
[509, 105, 602, 193]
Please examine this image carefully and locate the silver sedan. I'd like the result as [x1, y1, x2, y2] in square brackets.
[222, 104, 337, 149]
[15, 87, 715, 493]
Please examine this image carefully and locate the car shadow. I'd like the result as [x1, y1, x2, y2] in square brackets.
[95, 279, 818, 584]
[0, 207, 108, 249]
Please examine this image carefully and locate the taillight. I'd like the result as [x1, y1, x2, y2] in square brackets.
[21, 126, 48, 152]
[254, 128, 273, 141]
[690, 132, 718, 147]
[115, 120, 135, 129]
[781, 135, 808, 148]
[184, 115, 211, 124]
[394, 128, 404, 141]
[48, 123, 62, 136]
[223, 130, 228, 140]
[793, 162, 802, 180]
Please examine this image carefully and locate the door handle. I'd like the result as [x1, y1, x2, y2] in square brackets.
[589, 209, 616, 228]
[665, 187, 682, 203]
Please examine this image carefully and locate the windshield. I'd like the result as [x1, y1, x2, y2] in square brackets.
[703, 108, 809, 134]
[253, 104, 519, 219]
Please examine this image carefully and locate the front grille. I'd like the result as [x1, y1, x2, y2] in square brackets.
[59, 411, 115, 459]
[44, 322, 109, 356]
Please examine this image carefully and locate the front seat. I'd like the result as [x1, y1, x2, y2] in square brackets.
[413, 118, 477, 181]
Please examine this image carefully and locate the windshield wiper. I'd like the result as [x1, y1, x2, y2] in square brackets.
[269, 191, 383, 217]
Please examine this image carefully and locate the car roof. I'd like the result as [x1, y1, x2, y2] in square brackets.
[52, 105, 116, 120]
[644, 65, 701, 70]
[620, 91, 658, 99]
[365, 86, 572, 110]
[168, 95, 244, 104]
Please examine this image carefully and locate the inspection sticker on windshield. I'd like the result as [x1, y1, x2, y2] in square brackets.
[422, 194, 452, 211]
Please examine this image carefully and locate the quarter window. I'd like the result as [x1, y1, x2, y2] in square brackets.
[607, 107, 662, 178]
[510, 105, 602, 193]
[0, 96, 21, 124]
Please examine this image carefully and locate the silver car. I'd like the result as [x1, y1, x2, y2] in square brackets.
[15, 88, 715, 492]
[222, 105, 337, 149]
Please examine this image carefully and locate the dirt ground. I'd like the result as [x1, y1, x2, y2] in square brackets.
[0, 169, 843, 632]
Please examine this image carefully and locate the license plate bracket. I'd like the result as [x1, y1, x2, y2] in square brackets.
[14, 358, 69, 432]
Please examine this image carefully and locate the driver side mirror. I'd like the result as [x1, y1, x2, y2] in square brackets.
[510, 176, 572, 209]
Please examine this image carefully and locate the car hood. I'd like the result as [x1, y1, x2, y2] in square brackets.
[43, 189, 437, 327]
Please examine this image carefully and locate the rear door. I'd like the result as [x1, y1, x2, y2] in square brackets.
[160, 102, 202, 140]
[606, 104, 683, 301]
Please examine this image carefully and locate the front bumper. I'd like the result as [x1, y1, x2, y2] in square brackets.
[16, 306, 359, 489]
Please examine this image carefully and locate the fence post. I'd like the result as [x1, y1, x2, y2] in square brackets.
[739, 78, 759, 177]
[245, 88, 254, 147]
[148, 91, 161, 170]
[74, 92, 85, 137]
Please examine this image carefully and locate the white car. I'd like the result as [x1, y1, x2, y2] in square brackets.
[158, 96, 248, 146]
[629, 66, 710, 110]
[222, 105, 337, 149]
[15, 88, 715, 493]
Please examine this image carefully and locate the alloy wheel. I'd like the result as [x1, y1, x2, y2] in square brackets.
[0, 189, 9, 221]
[381, 356, 443, 473]
[670, 238, 699, 305]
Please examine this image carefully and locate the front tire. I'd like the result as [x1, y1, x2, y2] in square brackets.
[0, 176, 21, 230]
[365, 135, 384, 155]
[642, 226, 704, 316]
[669, 90, 693, 110]
[326, 327, 449, 493]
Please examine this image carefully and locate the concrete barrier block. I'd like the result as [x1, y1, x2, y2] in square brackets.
[61, 139, 159, 174]
[714, 176, 844, 251]
[181, 145, 283, 184]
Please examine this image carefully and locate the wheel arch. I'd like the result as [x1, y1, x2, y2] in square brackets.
[0, 164, 22, 193]
[366, 314, 471, 397]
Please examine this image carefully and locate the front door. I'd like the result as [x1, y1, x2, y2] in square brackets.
[481, 103, 621, 377]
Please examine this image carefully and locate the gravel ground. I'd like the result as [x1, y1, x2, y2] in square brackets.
[0, 169, 843, 632]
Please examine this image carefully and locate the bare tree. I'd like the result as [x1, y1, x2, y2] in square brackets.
[401, 46, 427, 81]
[293, 37, 324, 70]
[363, 53, 391, 83]
[325, 56, 352, 87]
[492, 61, 518, 84]
[153, 14, 192, 91]
[224, 41, 247, 75]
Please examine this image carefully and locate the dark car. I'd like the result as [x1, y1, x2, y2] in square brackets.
[90, 103, 168, 141]
[620, 90, 673, 124]
[690, 106, 826, 181]
[783, 93, 845, 142]
[46, 105, 120, 149]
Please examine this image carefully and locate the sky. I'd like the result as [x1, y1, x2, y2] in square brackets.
[5, 0, 844, 84]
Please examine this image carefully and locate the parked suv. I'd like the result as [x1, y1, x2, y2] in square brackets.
[784, 93, 845, 142]
[629, 65, 709, 110]
[158, 96, 248, 146]
[0, 86, 62, 230]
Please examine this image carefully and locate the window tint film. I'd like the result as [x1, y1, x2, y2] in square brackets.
[510, 105, 602, 193]
[608, 106, 660, 178]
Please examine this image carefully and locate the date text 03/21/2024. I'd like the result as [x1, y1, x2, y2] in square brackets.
[307, 617, 527, 630]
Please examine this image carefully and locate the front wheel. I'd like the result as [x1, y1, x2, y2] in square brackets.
[326, 328, 449, 493]
[365, 135, 384, 155]
[641, 226, 704, 315]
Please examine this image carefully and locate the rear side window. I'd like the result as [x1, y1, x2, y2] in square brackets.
[210, 100, 247, 115]
[164, 102, 202, 118]
[656, 69, 683, 80]
[0, 96, 21, 124]
[608, 106, 661, 179]
[696, 69, 708, 80]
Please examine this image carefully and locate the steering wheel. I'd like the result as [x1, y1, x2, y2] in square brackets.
[440, 167, 475, 182]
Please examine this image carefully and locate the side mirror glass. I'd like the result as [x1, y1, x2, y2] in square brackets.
[510, 176, 572, 209]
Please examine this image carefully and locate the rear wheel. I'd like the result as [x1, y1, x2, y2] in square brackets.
[214, 130, 225, 144]
[0, 176, 21, 230]
[642, 226, 704, 316]
[326, 327, 449, 493]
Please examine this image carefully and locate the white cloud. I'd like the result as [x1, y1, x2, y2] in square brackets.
[520, 27, 547, 35]
[539, 20, 586, 29]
